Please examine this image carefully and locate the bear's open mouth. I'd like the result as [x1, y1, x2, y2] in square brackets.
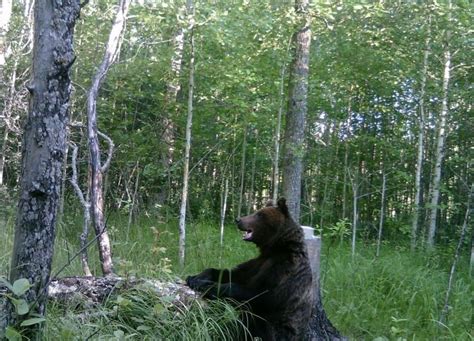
[243, 229, 253, 241]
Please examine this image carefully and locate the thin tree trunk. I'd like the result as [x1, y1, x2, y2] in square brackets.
[159, 4, 186, 205]
[0, 127, 9, 185]
[282, 0, 311, 222]
[0, 56, 19, 186]
[70, 143, 93, 277]
[470, 227, 474, 278]
[87, 0, 130, 275]
[247, 133, 257, 215]
[220, 178, 229, 246]
[0, 0, 12, 66]
[272, 53, 289, 203]
[351, 177, 358, 259]
[178, 0, 195, 267]
[411, 18, 430, 251]
[237, 125, 247, 218]
[127, 161, 140, 240]
[342, 145, 349, 219]
[1, 0, 80, 336]
[376, 171, 386, 257]
[439, 185, 472, 324]
[427, 19, 451, 249]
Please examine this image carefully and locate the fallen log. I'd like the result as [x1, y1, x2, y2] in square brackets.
[47, 276, 198, 306]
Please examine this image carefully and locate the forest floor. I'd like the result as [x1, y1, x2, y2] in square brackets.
[1, 212, 472, 340]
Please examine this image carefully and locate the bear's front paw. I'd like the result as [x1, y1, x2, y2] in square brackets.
[186, 276, 214, 291]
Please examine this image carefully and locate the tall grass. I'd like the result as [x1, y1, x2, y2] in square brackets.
[1, 212, 472, 339]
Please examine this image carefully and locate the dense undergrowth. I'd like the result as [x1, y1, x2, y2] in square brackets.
[1, 213, 472, 340]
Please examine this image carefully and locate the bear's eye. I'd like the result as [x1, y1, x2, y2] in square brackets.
[256, 212, 264, 218]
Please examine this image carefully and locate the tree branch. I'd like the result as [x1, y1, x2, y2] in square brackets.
[98, 130, 114, 173]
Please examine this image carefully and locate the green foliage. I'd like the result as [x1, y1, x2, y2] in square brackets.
[0, 277, 47, 338]
[323, 244, 473, 340]
[45, 285, 241, 340]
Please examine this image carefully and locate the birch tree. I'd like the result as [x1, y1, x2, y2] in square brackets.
[427, 3, 452, 249]
[178, 0, 195, 267]
[86, 0, 131, 275]
[410, 16, 431, 251]
[1, 0, 80, 336]
[158, 4, 187, 204]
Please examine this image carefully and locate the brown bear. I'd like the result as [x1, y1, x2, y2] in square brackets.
[186, 198, 313, 340]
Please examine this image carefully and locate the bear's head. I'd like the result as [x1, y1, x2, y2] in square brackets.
[235, 198, 297, 248]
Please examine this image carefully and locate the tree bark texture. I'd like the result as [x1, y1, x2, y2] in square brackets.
[178, 1, 195, 267]
[427, 31, 451, 248]
[87, 0, 130, 275]
[411, 20, 430, 251]
[282, 0, 311, 223]
[1, 0, 80, 336]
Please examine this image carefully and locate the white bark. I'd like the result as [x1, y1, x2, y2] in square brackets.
[427, 27, 451, 249]
[69, 143, 93, 277]
[237, 125, 247, 218]
[87, 0, 130, 275]
[351, 179, 358, 259]
[220, 178, 229, 246]
[178, 1, 194, 267]
[0, 0, 12, 66]
[411, 18, 431, 251]
[272, 58, 288, 203]
[376, 171, 386, 257]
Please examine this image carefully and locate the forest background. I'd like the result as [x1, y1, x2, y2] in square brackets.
[0, 0, 472, 339]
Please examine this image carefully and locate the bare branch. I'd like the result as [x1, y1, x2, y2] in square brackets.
[98, 130, 114, 173]
[69, 142, 87, 207]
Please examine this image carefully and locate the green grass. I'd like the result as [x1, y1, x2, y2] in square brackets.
[1, 211, 473, 340]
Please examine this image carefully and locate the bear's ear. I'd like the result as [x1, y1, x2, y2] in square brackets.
[265, 200, 274, 207]
[277, 197, 289, 216]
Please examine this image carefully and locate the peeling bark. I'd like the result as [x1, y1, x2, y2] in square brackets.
[1, 0, 81, 336]
[86, 0, 131, 275]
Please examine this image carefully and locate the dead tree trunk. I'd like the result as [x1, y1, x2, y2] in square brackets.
[1, 0, 81, 337]
[86, 0, 131, 275]
[70, 142, 93, 276]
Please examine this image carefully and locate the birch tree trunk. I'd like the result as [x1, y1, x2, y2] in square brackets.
[87, 0, 131, 275]
[0, 0, 33, 186]
[351, 176, 359, 259]
[411, 18, 430, 251]
[282, 0, 311, 222]
[376, 171, 386, 257]
[178, 0, 195, 267]
[220, 178, 229, 246]
[237, 125, 247, 218]
[427, 19, 451, 249]
[158, 4, 186, 204]
[0, 0, 12, 66]
[272, 55, 288, 203]
[1, 0, 80, 337]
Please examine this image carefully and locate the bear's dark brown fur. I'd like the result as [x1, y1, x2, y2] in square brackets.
[186, 198, 313, 340]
